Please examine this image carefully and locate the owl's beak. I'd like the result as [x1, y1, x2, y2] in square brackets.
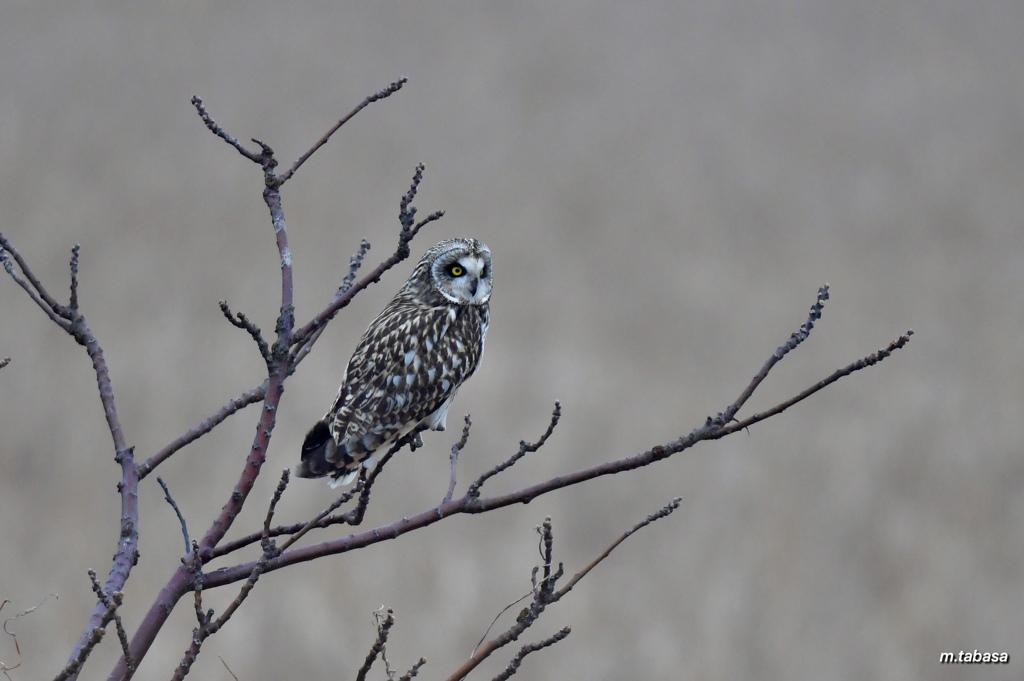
[468, 279, 478, 297]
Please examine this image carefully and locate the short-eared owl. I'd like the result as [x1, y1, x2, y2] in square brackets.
[296, 238, 492, 486]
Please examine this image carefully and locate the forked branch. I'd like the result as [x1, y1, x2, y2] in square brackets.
[198, 285, 912, 588]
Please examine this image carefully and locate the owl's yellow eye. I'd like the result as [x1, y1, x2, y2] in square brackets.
[449, 264, 464, 277]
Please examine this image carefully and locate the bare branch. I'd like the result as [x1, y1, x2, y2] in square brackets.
[186, 541, 207, 627]
[68, 245, 80, 311]
[356, 608, 395, 681]
[201, 304, 912, 584]
[0, 233, 65, 312]
[0, 234, 139, 681]
[87, 571, 133, 675]
[218, 300, 272, 365]
[397, 165, 446, 247]
[399, 658, 428, 681]
[446, 415, 472, 503]
[206, 477, 363, 561]
[713, 330, 915, 437]
[139, 381, 268, 478]
[174, 544, 208, 681]
[292, 239, 372, 367]
[171, 482, 286, 681]
[471, 594, 533, 659]
[718, 283, 830, 425]
[343, 428, 423, 526]
[469, 402, 561, 498]
[279, 77, 408, 184]
[290, 164, 441, 350]
[54, 583, 122, 681]
[157, 477, 191, 554]
[218, 657, 239, 681]
[449, 501, 678, 681]
[263, 469, 291, 539]
[491, 627, 571, 681]
[208, 531, 277, 633]
[0, 236, 72, 331]
[190, 96, 261, 163]
[553, 498, 682, 599]
[53, 627, 104, 681]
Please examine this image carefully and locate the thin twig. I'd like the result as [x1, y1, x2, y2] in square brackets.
[469, 402, 561, 498]
[711, 330, 915, 438]
[491, 627, 571, 681]
[342, 427, 422, 525]
[138, 381, 268, 478]
[0, 600, 23, 678]
[55, 580, 123, 681]
[553, 498, 682, 598]
[208, 541, 277, 633]
[53, 627, 104, 681]
[399, 658, 428, 681]
[290, 164, 441, 349]
[68, 245, 80, 311]
[172, 482, 286, 681]
[279, 78, 408, 184]
[355, 608, 395, 681]
[0, 236, 72, 330]
[218, 657, 239, 681]
[292, 239, 372, 367]
[204, 476, 362, 560]
[206, 430, 415, 563]
[264, 469, 291, 539]
[716, 283, 830, 426]
[219, 300, 272, 365]
[0, 233, 64, 313]
[157, 477, 191, 554]
[271, 473, 363, 555]
[446, 415, 472, 503]
[190, 96, 261, 162]
[449, 500, 680, 681]
[185, 540, 206, 626]
[87, 571, 133, 675]
[1, 234, 139, 681]
[470, 593, 533, 658]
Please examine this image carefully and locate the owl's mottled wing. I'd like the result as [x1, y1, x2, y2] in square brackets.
[324, 301, 487, 472]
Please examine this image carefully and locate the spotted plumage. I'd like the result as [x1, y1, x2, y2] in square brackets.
[296, 238, 492, 486]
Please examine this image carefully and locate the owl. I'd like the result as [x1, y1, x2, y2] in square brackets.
[296, 238, 492, 486]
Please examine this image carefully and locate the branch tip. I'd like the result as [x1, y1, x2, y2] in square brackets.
[157, 476, 191, 554]
[445, 415, 472, 502]
[191, 95, 261, 162]
[281, 77, 408, 183]
[469, 402, 561, 497]
[219, 300, 272, 365]
[68, 244, 81, 310]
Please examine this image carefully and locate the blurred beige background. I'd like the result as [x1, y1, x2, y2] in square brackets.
[1, 2, 1021, 680]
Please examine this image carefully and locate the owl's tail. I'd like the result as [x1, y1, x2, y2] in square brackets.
[294, 419, 336, 479]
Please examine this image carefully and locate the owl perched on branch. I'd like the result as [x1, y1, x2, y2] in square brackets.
[296, 238, 492, 486]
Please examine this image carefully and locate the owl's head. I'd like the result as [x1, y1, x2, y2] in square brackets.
[413, 238, 492, 306]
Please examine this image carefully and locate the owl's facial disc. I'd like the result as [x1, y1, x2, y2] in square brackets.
[433, 250, 492, 305]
